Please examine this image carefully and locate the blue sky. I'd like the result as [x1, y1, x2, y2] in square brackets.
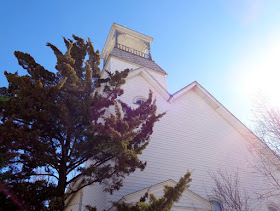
[1, 0, 280, 127]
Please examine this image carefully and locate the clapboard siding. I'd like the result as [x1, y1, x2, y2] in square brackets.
[106, 56, 168, 90]
[69, 59, 278, 210]
[102, 73, 275, 210]
[64, 191, 81, 211]
[82, 183, 107, 211]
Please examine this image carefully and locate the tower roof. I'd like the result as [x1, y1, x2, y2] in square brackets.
[110, 48, 166, 74]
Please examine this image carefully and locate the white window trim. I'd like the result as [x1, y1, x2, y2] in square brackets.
[267, 203, 279, 211]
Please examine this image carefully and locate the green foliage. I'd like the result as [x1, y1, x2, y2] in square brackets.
[0, 181, 54, 210]
[0, 87, 9, 102]
[116, 171, 192, 211]
[85, 205, 97, 211]
[0, 97, 9, 102]
[0, 35, 164, 210]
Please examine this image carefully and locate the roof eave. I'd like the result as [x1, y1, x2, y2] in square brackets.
[169, 81, 259, 141]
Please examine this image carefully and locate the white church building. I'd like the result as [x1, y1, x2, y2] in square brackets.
[65, 23, 280, 211]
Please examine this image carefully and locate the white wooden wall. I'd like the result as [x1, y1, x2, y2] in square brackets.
[67, 56, 279, 211]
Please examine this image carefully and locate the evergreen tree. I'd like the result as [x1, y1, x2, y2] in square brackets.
[115, 171, 192, 211]
[0, 35, 164, 210]
[0, 87, 9, 102]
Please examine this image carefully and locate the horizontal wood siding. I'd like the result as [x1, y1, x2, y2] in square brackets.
[109, 57, 168, 89]
[103, 74, 277, 211]
[82, 183, 107, 211]
[81, 56, 278, 210]
[64, 191, 80, 211]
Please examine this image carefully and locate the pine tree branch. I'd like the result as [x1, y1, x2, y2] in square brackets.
[65, 169, 117, 200]
[66, 157, 88, 174]
[31, 173, 59, 180]
[66, 155, 114, 185]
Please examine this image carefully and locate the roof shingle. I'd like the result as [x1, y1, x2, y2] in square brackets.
[110, 48, 167, 75]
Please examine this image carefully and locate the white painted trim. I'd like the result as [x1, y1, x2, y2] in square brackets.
[168, 81, 259, 142]
[168, 81, 198, 103]
[126, 67, 170, 100]
[64, 178, 82, 206]
[267, 202, 279, 211]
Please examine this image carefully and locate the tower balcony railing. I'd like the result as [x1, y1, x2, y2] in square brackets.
[117, 43, 150, 59]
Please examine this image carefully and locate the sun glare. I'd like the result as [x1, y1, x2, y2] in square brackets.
[242, 33, 280, 108]
[244, 62, 280, 107]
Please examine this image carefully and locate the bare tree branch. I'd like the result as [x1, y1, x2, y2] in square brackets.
[209, 169, 254, 211]
[249, 97, 280, 199]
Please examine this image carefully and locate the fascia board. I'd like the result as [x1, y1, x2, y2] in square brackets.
[120, 179, 213, 210]
[195, 83, 258, 141]
[168, 81, 197, 103]
[169, 81, 259, 142]
[121, 179, 175, 202]
[101, 24, 116, 59]
[130, 70, 276, 161]
[113, 23, 153, 44]
[64, 178, 82, 206]
[127, 67, 170, 100]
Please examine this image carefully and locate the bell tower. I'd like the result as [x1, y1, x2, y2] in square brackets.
[101, 23, 167, 89]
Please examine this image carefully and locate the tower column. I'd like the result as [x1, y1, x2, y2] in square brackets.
[115, 30, 118, 48]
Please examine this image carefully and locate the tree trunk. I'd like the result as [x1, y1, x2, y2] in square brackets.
[56, 141, 68, 211]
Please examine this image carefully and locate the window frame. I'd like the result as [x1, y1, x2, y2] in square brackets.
[133, 96, 146, 105]
[268, 206, 278, 211]
[209, 198, 222, 211]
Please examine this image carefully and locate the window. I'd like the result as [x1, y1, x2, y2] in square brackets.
[210, 200, 221, 211]
[268, 207, 277, 211]
[133, 96, 146, 105]
[135, 99, 144, 105]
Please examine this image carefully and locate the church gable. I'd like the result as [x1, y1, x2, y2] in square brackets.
[123, 68, 255, 145]
[107, 71, 261, 205]
[120, 69, 257, 172]
[169, 82, 254, 141]
[114, 180, 213, 211]
[119, 68, 170, 112]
